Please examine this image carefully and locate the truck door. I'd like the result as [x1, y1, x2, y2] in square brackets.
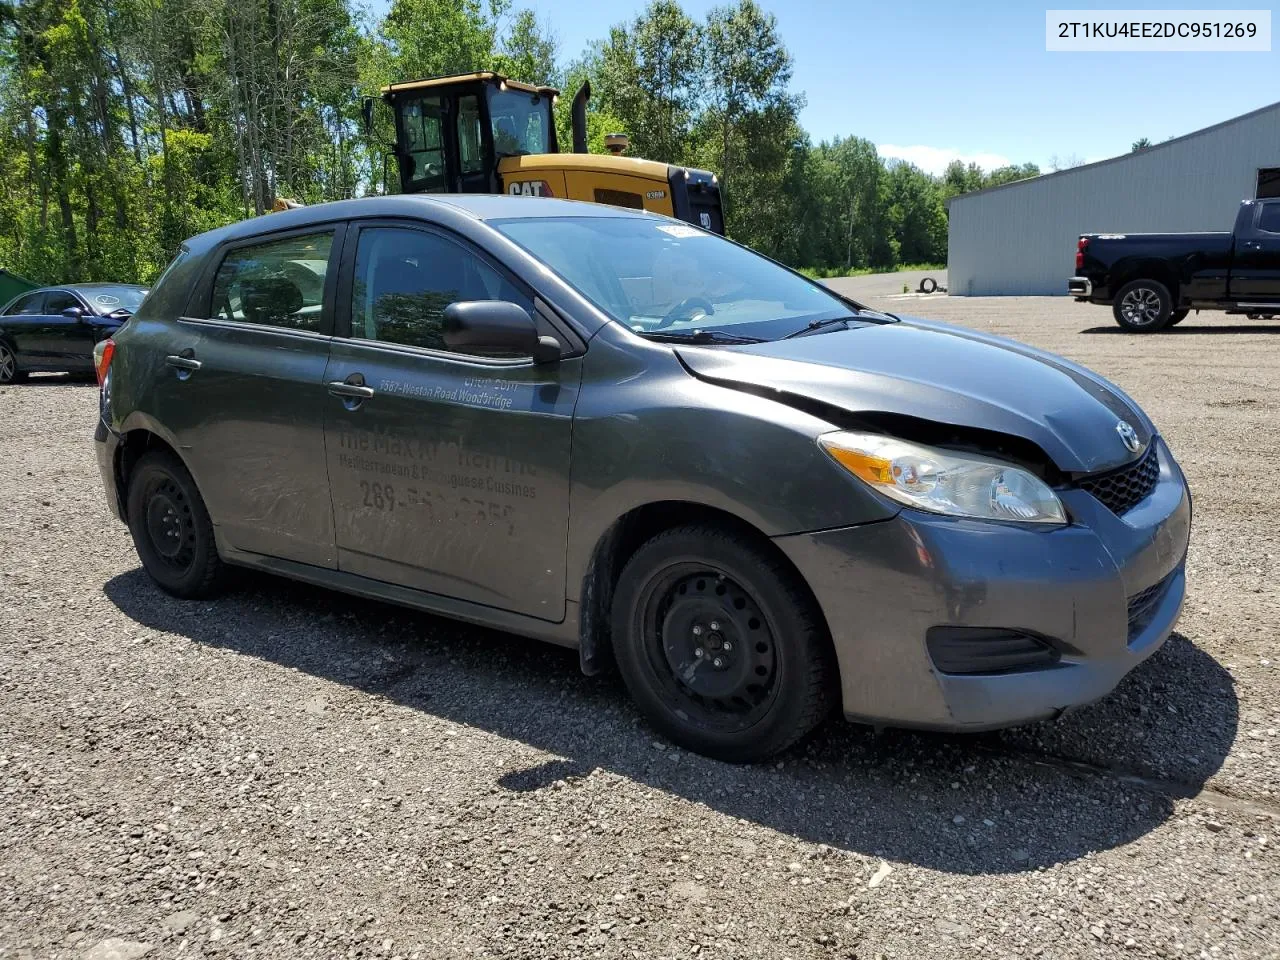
[322, 221, 580, 622]
[1231, 200, 1280, 302]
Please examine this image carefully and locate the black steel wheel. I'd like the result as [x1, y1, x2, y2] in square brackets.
[612, 525, 835, 762]
[1112, 279, 1173, 332]
[126, 450, 225, 598]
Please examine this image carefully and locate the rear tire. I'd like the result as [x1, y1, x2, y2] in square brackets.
[126, 450, 225, 599]
[1168, 309, 1190, 326]
[1112, 280, 1173, 332]
[0, 343, 26, 384]
[611, 524, 836, 763]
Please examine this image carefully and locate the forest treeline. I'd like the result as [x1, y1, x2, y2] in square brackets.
[0, 0, 1041, 285]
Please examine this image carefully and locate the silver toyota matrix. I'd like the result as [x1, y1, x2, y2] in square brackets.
[94, 195, 1192, 762]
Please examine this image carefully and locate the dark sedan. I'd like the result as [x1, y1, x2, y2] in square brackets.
[0, 283, 148, 383]
[92, 196, 1191, 762]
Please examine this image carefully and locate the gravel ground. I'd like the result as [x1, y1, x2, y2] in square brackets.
[2, 296, 1278, 960]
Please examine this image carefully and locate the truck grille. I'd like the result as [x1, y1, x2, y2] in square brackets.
[1078, 444, 1159, 515]
[1126, 573, 1174, 643]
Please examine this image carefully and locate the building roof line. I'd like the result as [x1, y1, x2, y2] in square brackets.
[947, 99, 1280, 206]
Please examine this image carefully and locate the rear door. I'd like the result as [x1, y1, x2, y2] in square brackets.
[39, 290, 96, 368]
[153, 225, 344, 567]
[1231, 200, 1280, 302]
[321, 220, 580, 621]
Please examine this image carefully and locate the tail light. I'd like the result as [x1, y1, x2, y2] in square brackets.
[94, 338, 115, 385]
[1075, 237, 1089, 271]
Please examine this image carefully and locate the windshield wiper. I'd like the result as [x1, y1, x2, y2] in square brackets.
[782, 315, 860, 339]
[638, 330, 765, 345]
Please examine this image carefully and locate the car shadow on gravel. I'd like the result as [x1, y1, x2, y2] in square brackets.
[103, 568, 1238, 877]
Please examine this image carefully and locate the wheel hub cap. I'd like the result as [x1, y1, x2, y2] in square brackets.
[654, 572, 776, 714]
[0, 347, 13, 381]
[1121, 288, 1162, 326]
[144, 482, 193, 567]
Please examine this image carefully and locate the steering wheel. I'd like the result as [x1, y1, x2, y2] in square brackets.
[656, 296, 715, 329]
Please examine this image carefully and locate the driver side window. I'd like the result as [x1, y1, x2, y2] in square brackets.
[349, 227, 533, 355]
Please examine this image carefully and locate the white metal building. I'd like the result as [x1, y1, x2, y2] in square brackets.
[947, 101, 1280, 296]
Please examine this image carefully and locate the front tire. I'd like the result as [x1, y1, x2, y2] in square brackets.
[611, 525, 836, 762]
[126, 451, 225, 599]
[1112, 280, 1173, 332]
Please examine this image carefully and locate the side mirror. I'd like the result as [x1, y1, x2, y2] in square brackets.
[61, 306, 84, 321]
[442, 301, 561, 362]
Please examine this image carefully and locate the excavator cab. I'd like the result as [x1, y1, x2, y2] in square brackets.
[369, 71, 724, 233]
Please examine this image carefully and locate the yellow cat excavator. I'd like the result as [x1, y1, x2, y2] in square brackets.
[362, 72, 724, 233]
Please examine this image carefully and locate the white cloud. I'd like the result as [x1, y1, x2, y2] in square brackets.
[876, 144, 1013, 176]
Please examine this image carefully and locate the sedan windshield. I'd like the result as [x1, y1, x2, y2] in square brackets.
[493, 216, 872, 341]
[86, 286, 148, 315]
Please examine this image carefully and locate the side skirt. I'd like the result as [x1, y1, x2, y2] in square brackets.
[221, 546, 581, 649]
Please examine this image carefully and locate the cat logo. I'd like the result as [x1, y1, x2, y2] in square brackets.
[508, 180, 553, 198]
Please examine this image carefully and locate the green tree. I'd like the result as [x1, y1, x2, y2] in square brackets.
[593, 0, 701, 164]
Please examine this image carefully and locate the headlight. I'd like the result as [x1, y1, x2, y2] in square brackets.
[818, 430, 1067, 525]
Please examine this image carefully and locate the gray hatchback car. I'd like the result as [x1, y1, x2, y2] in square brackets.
[94, 195, 1191, 762]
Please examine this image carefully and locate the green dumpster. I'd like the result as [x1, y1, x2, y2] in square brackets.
[0, 269, 39, 308]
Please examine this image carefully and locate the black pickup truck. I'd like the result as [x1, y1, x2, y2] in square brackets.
[1069, 198, 1280, 331]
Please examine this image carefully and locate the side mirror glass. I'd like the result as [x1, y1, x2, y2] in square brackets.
[442, 300, 560, 362]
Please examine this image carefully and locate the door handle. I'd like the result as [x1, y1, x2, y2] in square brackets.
[327, 381, 375, 399]
[165, 352, 201, 381]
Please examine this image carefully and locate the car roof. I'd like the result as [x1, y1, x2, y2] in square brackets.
[181, 194, 665, 252]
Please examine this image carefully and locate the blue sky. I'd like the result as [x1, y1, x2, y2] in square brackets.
[370, 0, 1278, 173]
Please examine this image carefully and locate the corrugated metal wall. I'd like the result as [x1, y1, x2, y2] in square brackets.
[947, 102, 1280, 296]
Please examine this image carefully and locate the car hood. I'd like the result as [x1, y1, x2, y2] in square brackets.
[675, 316, 1153, 474]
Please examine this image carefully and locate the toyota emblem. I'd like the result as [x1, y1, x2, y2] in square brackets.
[1116, 420, 1141, 454]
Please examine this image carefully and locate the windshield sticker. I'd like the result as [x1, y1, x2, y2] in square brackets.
[657, 224, 706, 239]
[94, 295, 121, 306]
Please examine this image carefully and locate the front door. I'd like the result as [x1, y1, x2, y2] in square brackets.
[322, 222, 579, 622]
[39, 290, 96, 369]
[1232, 199, 1280, 302]
[154, 225, 344, 568]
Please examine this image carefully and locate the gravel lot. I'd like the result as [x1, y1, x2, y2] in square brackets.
[2, 294, 1278, 960]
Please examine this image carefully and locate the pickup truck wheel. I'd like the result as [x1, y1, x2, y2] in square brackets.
[611, 525, 836, 763]
[1113, 280, 1173, 332]
[1168, 309, 1190, 326]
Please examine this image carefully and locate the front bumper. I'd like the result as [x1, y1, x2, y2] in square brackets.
[775, 437, 1191, 731]
[1068, 277, 1093, 298]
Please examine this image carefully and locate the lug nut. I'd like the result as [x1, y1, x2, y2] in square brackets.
[694, 648, 704, 658]
[709, 621, 721, 631]
[722, 641, 733, 652]
[712, 657, 724, 668]
[692, 625, 703, 636]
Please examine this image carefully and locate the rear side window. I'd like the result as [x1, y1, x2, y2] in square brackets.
[208, 232, 333, 332]
[349, 227, 532, 355]
[4, 292, 44, 316]
[1257, 202, 1280, 235]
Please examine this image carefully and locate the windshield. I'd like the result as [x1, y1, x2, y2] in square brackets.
[492, 217, 862, 340]
[86, 286, 148, 315]
[486, 88, 552, 156]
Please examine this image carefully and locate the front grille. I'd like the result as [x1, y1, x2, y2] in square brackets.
[1126, 573, 1174, 643]
[1079, 443, 1159, 515]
